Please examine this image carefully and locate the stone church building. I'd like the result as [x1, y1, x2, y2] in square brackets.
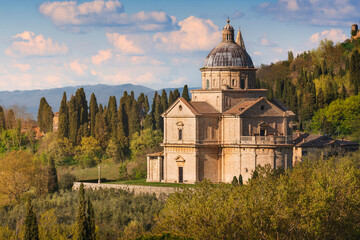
[147, 20, 295, 183]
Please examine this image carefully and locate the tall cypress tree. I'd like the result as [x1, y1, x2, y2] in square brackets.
[58, 92, 69, 139]
[161, 89, 168, 112]
[173, 89, 180, 100]
[182, 85, 190, 101]
[47, 158, 59, 193]
[0, 106, 6, 130]
[144, 95, 150, 115]
[6, 109, 16, 129]
[168, 91, 175, 106]
[128, 102, 140, 138]
[94, 105, 108, 148]
[89, 93, 98, 137]
[86, 198, 95, 240]
[75, 183, 87, 240]
[107, 96, 118, 139]
[350, 50, 360, 95]
[38, 97, 54, 133]
[68, 95, 79, 144]
[24, 198, 39, 240]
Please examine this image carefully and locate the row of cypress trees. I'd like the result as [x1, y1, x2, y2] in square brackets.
[49, 85, 190, 159]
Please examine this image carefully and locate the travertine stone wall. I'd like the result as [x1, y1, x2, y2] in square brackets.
[72, 182, 178, 197]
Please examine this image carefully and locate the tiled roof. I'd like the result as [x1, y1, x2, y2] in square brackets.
[223, 98, 261, 115]
[295, 134, 359, 148]
[189, 102, 220, 114]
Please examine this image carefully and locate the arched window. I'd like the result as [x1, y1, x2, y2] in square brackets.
[206, 79, 209, 89]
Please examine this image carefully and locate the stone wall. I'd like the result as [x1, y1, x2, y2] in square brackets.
[72, 182, 178, 197]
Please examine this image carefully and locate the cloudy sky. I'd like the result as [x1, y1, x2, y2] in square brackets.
[0, 0, 358, 91]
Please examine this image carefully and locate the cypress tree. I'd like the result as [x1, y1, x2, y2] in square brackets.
[182, 85, 190, 101]
[144, 95, 150, 115]
[89, 93, 98, 137]
[68, 95, 79, 144]
[47, 157, 59, 193]
[75, 183, 87, 240]
[86, 197, 96, 240]
[58, 92, 69, 139]
[6, 109, 16, 129]
[0, 106, 6, 130]
[340, 84, 347, 99]
[108, 96, 118, 138]
[75, 88, 88, 126]
[94, 106, 108, 148]
[239, 174, 243, 185]
[128, 102, 140, 138]
[154, 93, 163, 131]
[350, 50, 360, 95]
[161, 89, 168, 111]
[231, 176, 239, 186]
[144, 113, 154, 130]
[24, 198, 39, 240]
[173, 89, 180, 100]
[168, 91, 175, 106]
[38, 97, 54, 133]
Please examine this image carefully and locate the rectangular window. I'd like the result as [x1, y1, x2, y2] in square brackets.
[179, 167, 183, 183]
[178, 129, 183, 140]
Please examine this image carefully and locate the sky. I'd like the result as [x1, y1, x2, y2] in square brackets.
[0, 0, 358, 91]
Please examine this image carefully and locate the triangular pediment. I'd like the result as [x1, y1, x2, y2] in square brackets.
[239, 98, 289, 117]
[162, 97, 200, 118]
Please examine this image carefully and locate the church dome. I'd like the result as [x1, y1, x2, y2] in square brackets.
[203, 20, 254, 68]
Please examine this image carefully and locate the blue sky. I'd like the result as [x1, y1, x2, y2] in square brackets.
[0, 0, 358, 91]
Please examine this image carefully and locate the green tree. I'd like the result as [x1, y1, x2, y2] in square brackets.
[182, 85, 190, 101]
[75, 183, 87, 240]
[173, 89, 180, 100]
[6, 109, 16, 129]
[130, 128, 163, 159]
[231, 176, 238, 186]
[86, 198, 95, 240]
[168, 91, 175, 106]
[47, 158, 59, 193]
[37, 97, 54, 133]
[68, 96, 79, 144]
[350, 50, 360, 95]
[89, 93, 98, 137]
[0, 106, 6, 130]
[58, 92, 69, 139]
[75, 136, 102, 168]
[161, 89, 168, 112]
[24, 198, 39, 240]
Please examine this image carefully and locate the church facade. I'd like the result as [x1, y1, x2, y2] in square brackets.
[147, 20, 295, 183]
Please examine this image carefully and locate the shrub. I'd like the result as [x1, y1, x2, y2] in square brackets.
[59, 173, 76, 190]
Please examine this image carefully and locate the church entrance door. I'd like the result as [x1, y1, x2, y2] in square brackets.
[178, 167, 183, 183]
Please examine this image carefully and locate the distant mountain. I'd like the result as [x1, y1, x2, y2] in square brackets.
[0, 84, 198, 118]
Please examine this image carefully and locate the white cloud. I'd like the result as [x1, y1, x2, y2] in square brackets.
[309, 28, 347, 44]
[256, 0, 360, 26]
[272, 47, 284, 54]
[5, 31, 68, 58]
[92, 49, 112, 65]
[170, 77, 186, 85]
[253, 51, 262, 56]
[136, 73, 159, 83]
[153, 16, 220, 52]
[260, 34, 278, 47]
[38, 0, 175, 32]
[68, 60, 88, 76]
[106, 33, 144, 54]
[11, 62, 31, 72]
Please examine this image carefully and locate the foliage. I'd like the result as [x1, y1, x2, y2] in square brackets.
[311, 94, 360, 136]
[0, 188, 164, 239]
[47, 158, 59, 193]
[0, 151, 35, 203]
[37, 97, 54, 133]
[58, 173, 76, 190]
[155, 153, 360, 239]
[75, 137, 102, 168]
[24, 198, 39, 240]
[122, 220, 145, 240]
[130, 129, 163, 160]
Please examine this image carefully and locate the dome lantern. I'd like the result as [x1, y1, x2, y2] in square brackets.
[222, 19, 234, 42]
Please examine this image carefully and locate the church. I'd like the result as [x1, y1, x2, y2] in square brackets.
[147, 20, 295, 183]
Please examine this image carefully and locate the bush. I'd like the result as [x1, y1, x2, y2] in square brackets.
[58, 173, 76, 190]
